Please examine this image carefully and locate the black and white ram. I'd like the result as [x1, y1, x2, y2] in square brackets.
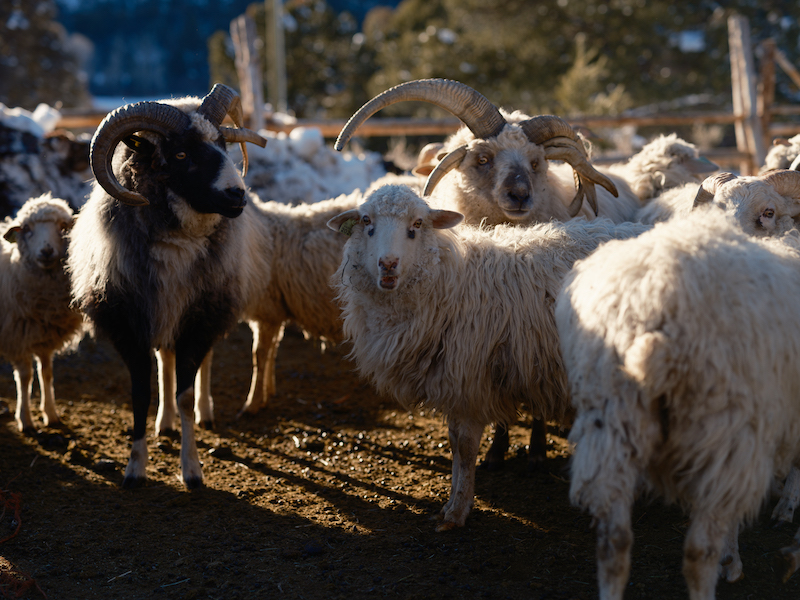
[67, 84, 266, 488]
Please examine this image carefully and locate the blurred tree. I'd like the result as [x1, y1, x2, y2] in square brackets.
[0, 0, 91, 109]
[209, 0, 374, 119]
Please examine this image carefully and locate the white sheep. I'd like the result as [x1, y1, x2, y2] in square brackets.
[604, 132, 718, 202]
[555, 209, 800, 599]
[637, 170, 800, 236]
[327, 183, 647, 531]
[761, 134, 800, 173]
[1, 193, 85, 432]
[155, 188, 363, 431]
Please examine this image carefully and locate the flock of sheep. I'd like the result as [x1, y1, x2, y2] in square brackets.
[4, 78, 800, 599]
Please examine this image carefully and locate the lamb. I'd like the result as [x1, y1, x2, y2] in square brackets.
[155, 188, 364, 431]
[67, 84, 267, 488]
[335, 78, 641, 225]
[555, 209, 800, 599]
[0, 193, 84, 432]
[327, 183, 647, 531]
[604, 132, 718, 202]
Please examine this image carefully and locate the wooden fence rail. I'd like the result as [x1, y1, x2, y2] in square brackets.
[55, 17, 800, 175]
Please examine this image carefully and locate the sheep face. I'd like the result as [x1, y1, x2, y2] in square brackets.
[122, 125, 246, 219]
[328, 185, 463, 292]
[705, 176, 800, 237]
[4, 209, 72, 270]
[450, 127, 555, 224]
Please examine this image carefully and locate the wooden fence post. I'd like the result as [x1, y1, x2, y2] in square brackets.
[265, 0, 288, 114]
[230, 15, 265, 131]
[728, 15, 766, 174]
[758, 38, 776, 152]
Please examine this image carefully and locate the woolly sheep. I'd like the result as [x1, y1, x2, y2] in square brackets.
[335, 78, 642, 225]
[604, 133, 717, 202]
[68, 84, 267, 489]
[155, 188, 363, 431]
[1, 193, 84, 432]
[761, 134, 800, 173]
[327, 184, 647, 531]
[637, 170, 800, 236]
[555, 209, 800, 599]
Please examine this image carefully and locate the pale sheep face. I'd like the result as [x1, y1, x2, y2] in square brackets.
[5, 216, 72, 270]
[441, 126, 557, 226]
[714, 179, 800, 237]
[328, 185, 463, 292]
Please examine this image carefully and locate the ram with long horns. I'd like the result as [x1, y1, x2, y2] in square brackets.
[336, 78, 641, 226]
[67, 84, 267, 489]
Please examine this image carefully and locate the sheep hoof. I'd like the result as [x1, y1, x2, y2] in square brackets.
[20, 426, 38, 437]
[121, 475, 146, 489]
[198, 419, 214, 431]
[479, 456, 505, 471]
[236, 408, 259, 420]
[435, 520, 459, 533]
[184, 476, 204, 490]
[526, 456, 547, 473]
[157, 427, 178, 438]
[776, 546, 800, 583]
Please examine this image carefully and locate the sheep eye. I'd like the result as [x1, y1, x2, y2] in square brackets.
[175, 151, 187, 160]
[413, 219, 422, 229]
[21, 225, 31, 235]
[361, 215, 371, 225]
[531, 160, 539, 170]
[477, 155, 489, 166]
[764, 208, 775, 218]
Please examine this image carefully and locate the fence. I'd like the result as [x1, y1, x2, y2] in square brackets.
[56, 15, 800, 175]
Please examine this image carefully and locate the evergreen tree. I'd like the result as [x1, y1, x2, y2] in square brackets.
[0, 0, 90, 109]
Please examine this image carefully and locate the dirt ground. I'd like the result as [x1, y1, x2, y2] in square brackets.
[1, 323, 800, 600]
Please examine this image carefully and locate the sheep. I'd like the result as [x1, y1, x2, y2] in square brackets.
[637, 170, 800, 236]
[760, 134, 800, 173]
[0, 193, 84, 432]
[334, 78, 643, 226]
[0, 103, 92, 216]
[154, 187, 364, 432]
[67, 83, 267, 489]
[604, 132, 718, 202]
[555, 209, 800, 599]
[326, 183, 648, 531]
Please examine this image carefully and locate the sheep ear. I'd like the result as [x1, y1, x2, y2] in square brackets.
[3, 225, 20, 243]
[327, 209, 361, 236]
[429, 209, 464, 229]
[685, 156, 718, 175]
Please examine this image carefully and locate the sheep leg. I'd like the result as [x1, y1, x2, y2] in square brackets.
[776, 525, 800, 583]
[594, 501, 634, 600]
[35, 352, 59, 427]
[718, 523, 743, 583]
[437, 417, 483, 531]
[682, 513, 728, 600]
[527, 417, 547, 470]
[121, 350, 153, 488]
[155, 348, 177, 435]
[482, 423, 509, 470]
[12, 360, 35, 434]
[772, 466, 800, 526]
[194, 349, 214, 430]
[238, 320, 284, 418]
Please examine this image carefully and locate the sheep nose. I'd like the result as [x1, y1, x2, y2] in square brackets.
[379, 257, 398, 272]
[507, 186, 530, 206]
[40, 246, 54, 258]
[224, 187, 246, 203]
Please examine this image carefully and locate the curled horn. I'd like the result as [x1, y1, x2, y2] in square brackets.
[335, 78, 507, 151]
[760, 169, 800, 199]
[90, 102, 191, 206]
[423, 145, 468, 197]
[692, 172, 738, 208]
[520, 116, 618, 216]
[199, 83, 267, 176]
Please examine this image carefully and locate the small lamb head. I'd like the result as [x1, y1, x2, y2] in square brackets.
[328, 184, 463, 292]
[90, 84, 267, 217]
[693, 170, 800, 236]
[334, 78, 617, 221]
[4, 196, 74, 270]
